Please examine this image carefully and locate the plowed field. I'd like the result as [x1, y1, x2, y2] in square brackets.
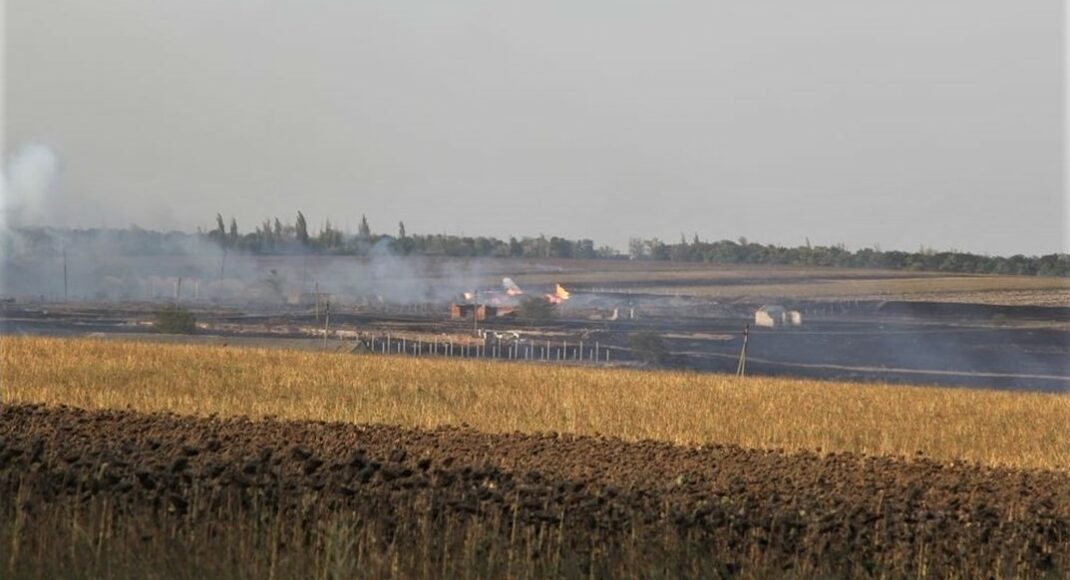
[2, 404, 1067, 578]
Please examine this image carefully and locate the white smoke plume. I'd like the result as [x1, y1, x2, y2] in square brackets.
[1, 144, 61, 292]
[0, 144, 60, 232]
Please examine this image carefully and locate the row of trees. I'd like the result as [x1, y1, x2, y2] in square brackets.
[204, 213, 617, 259]
[627, 236, 1070, 277]
[205, 212, 1068, 276]
[9, 213, 1067, 277]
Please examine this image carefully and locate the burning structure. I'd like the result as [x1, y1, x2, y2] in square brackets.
[450, 303, 498, 321]
[463, 278, 571, 309]
[546, 283, 571, 304]
[451, 279, 572, 321]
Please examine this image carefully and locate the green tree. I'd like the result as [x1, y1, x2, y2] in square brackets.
[358, 214, 372, 240]
[295, 212, 309, 246]
[629, 331, 668, 365]
[154, 304, 197, 334]
[213, 214, 227, 245]
[517, 297, 555, 321]
[263, 268, 286, 302]
[628, 237, 645, 260]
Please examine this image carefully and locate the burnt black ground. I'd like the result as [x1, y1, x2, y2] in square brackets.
[3, 299, 1068, 391]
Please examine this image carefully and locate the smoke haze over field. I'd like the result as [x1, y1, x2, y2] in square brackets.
[4, 0, 1066, 255]
[1, 145, 59, 228]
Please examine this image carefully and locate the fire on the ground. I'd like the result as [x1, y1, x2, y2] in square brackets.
[454, 279, 571, 319]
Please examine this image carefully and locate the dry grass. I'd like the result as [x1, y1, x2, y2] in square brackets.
[638, 275, 1070, 301]
[2, 336, 1068, 471]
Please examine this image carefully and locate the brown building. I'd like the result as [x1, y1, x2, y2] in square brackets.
[450, 303, 497, 321]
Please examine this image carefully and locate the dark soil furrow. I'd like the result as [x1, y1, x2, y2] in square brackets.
[1, 403, 1067, 577]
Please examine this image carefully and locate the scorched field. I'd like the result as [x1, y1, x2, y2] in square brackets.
[1, 337, 1069, 578]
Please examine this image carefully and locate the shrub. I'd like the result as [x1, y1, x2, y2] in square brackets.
[629, 332, 668, 366]
[154, 304, 197, 334]
[517, 297, 556, 322]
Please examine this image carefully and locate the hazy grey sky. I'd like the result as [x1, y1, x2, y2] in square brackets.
[4, 0, 1065, 254]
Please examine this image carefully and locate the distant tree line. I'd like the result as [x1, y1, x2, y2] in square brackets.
[8, 213, 1068, 277]
[202, 212, 617, 260]
[627, 235, 1070, 277]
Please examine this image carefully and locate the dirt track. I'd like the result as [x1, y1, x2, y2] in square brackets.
[2, 404, 1068, 576]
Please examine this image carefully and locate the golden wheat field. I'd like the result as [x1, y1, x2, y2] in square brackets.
[1, 336, 1068, 471]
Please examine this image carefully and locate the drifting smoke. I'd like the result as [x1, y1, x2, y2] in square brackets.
[502, 277, 524, 296]
[0, 221, 521, 307]
[1, 144, 59, 233]
[0, 144, 512, 304]
[0, 145, 61, 292]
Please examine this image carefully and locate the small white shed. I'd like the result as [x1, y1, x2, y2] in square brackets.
[755, 305, 802, 328]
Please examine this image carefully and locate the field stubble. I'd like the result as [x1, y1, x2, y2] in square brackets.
[2, 336, 1067, 471]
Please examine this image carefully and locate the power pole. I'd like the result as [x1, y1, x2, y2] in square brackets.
[315, 282, 321, 321]
[472, 288, 479, 337]
[219, 251, 226, 286]
[322, 300, 331, 351]
[62, 246, 68, 303]
[736, 324, 750, 377]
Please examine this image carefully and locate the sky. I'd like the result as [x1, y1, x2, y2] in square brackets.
[3, 0, 1066, 255]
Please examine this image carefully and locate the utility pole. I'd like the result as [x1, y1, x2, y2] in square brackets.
[322, 300, 331, 350]
[472, 288, 479, 337]
[219, 251, 227, 290]
[62, 246, 68, 303]
[736, 324, 750, 377]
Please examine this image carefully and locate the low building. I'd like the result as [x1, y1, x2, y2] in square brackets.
[755, 305, 802, 328]
[450, 303, 498, 321]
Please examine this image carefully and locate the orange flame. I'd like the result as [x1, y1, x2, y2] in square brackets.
[544, 283, 571, 305]
[502, 277, 525, 296]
